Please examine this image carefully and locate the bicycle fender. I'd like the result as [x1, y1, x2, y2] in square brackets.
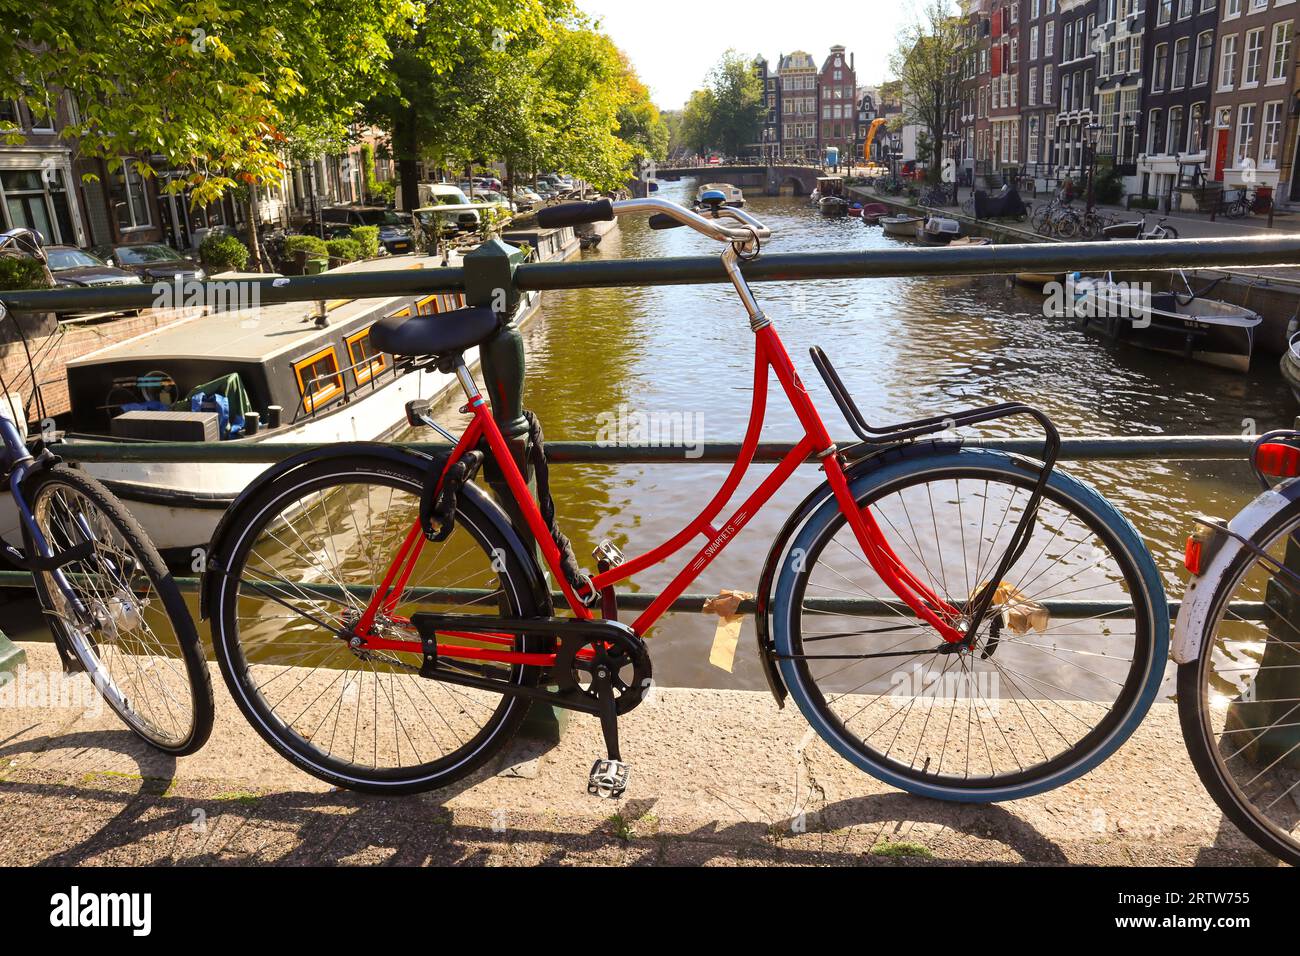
[199, 442, 552, 621]
[1172, 478, 1300, 664]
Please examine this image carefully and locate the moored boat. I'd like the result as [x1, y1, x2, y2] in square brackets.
[916, 216, 962, 245]
[1281, 331, 1300, 403]
[949, 236, 992, 246]
[860, 202, 890, 224]
[881, 214, 924, 238]
[1071, 274, 1260, 372]
[696, 183, 744, 207]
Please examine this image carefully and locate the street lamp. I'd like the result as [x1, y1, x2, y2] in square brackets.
[1085, 121, 1103, 214]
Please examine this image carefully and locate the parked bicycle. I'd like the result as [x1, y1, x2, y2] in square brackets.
[200, 196, 1168, 801]
[1222, 187, 1273, 219]
[0, 277, 212, 754]
[1175, 430, 1300, 865]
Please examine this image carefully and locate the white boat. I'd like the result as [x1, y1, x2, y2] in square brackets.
[1071, 274, 1261, 372]
[916, 216, 962, 245]
[880, 214, 924, 238]
[696, 183, 745, 207]
[0, 256, 538, 562]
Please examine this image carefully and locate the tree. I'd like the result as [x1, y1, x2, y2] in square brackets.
[703, 51, 764, 158]
[890, 0, 969, 184]
[679, 89, 716, 155]
[675, 51, 763, 158]
[1, 1, 418, 266]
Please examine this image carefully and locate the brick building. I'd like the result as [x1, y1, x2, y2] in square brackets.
[778, 51, 819, 161]
[817, 45, 858, 162]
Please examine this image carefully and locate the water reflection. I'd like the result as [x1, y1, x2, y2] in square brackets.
[438, 178, 1292, 692]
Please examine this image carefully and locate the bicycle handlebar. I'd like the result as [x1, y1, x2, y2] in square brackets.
[539, 197, 771, 244]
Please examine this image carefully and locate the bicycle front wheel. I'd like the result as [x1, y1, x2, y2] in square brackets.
[1177, 498, 1300, 865]
[772, 447, 1167, 802]
[24, 465, 213, 754]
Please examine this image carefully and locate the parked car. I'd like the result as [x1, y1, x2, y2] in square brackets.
[512, 186, 542, 210]
[313, 205, 413, 254]
[470, 190, 516, 214]
[416, 183, 481, 231]
[46, 246, 144, 289]
[92, 242, 205, 282]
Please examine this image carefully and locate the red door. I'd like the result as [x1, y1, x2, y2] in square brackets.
[1214, 129, 1228, 182]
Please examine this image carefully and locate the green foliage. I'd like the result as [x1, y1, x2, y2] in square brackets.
[891, 1, 968, 184]
[0, 254, 52, 291]
[350, 225, 381, 258]
[1093, 161, 1125, 205]
[371, 178, 397, 204]
[678, 51, 764, 157]
[198, 233, 250, 273]
[283, 235, 330, 259]
[326, 237, 363, 262]
[0, 0, 421, 207]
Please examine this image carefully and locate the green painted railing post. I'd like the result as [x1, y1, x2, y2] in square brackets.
[463, 238, 567, 743]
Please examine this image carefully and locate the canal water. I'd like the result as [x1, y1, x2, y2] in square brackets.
[3, 178, 1293, 698]
[435, 177, 1295, 692]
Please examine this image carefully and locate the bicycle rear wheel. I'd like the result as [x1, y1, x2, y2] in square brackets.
[208, 453, 544, 794]
[24, 465, 212, 754]
[1177, 499, 1300, 865]
[771, 447, 1167, 802]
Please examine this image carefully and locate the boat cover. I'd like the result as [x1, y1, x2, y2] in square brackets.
[176, 372, 251, 439]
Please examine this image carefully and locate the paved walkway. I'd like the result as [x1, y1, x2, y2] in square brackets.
[0, 643, 1283, 866]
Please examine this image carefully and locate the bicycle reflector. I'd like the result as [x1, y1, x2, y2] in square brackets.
[1255, 441, 1300, 477]
[1184, 524, 1223, 576]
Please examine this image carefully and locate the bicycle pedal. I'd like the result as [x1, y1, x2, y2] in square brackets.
[592, 539, 625, 567]
[587, 758, 630, 799]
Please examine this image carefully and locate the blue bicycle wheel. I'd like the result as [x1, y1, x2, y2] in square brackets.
[771, 446, 1168, 802]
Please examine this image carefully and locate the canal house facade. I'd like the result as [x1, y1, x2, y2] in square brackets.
[1207, 0, 1296, 196]
[1023, 0, 1063, 186]
[990, 0, 1024, 176]
[1055, 0, 1100, 185]
[817, 46, 858, 162]
[1138, 0, 1220, 208]
[778, 51, 820, 162]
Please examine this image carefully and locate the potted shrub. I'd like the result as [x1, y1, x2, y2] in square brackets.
[325, 237, 362, 268]
[282, 235, 329, 275]
[349, 225, 380, 259]
[198, 232, 250, 274]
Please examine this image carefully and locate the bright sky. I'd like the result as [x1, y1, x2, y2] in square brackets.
[577, 0, 925, 110]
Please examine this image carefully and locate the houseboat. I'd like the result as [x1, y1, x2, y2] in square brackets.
[1, 256, 537, 561]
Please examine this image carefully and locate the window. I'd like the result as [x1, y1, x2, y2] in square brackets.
[1244, 28, 1263, 87]
[1044, 64, 1054, 105]
[1168, 107, 1185, 157]
[1179, 0, 1193, 17]
[346, 326, 387, 385]
[1131, 36, 1141, 73]
[1262, 100, 1283, 167]
[294, 346, 345, 412]
[1117, 40, 1128, 75]
[1029, 66, 1039, 105]
[1031, 26, 1040, 60]
[1157, 0, 1172, 23]
[1153, 43, 1169, 91]
[1236, 103, 1257, 166]
[1173, 37, 1190, 89]
[1269, 21, 1293, 85]
[1045, 21, 1055, 57]
[1225, 0, 1240, 15]
[1194, 32, 1213, 86]
[107, 160, 151, 232]
[1028, 116, 1040, 162]
[1188, 103, 1205, 153]
[1148, 109, 1165, 153]
[1220, 34, 1238, 90]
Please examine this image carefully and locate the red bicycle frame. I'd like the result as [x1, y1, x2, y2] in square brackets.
[354, 318, 969, 667]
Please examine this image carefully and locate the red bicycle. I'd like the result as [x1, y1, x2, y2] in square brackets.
[203, 195, 1167, 801]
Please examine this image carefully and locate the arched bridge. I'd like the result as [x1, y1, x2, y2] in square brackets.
[649, 165, 826, 197]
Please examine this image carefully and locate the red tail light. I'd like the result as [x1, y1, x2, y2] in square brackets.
[1184, 534, 1205, 575]
[1255, 442, 1300, 477]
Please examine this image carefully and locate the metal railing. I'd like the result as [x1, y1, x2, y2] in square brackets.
[2, 231, 1299, 615]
